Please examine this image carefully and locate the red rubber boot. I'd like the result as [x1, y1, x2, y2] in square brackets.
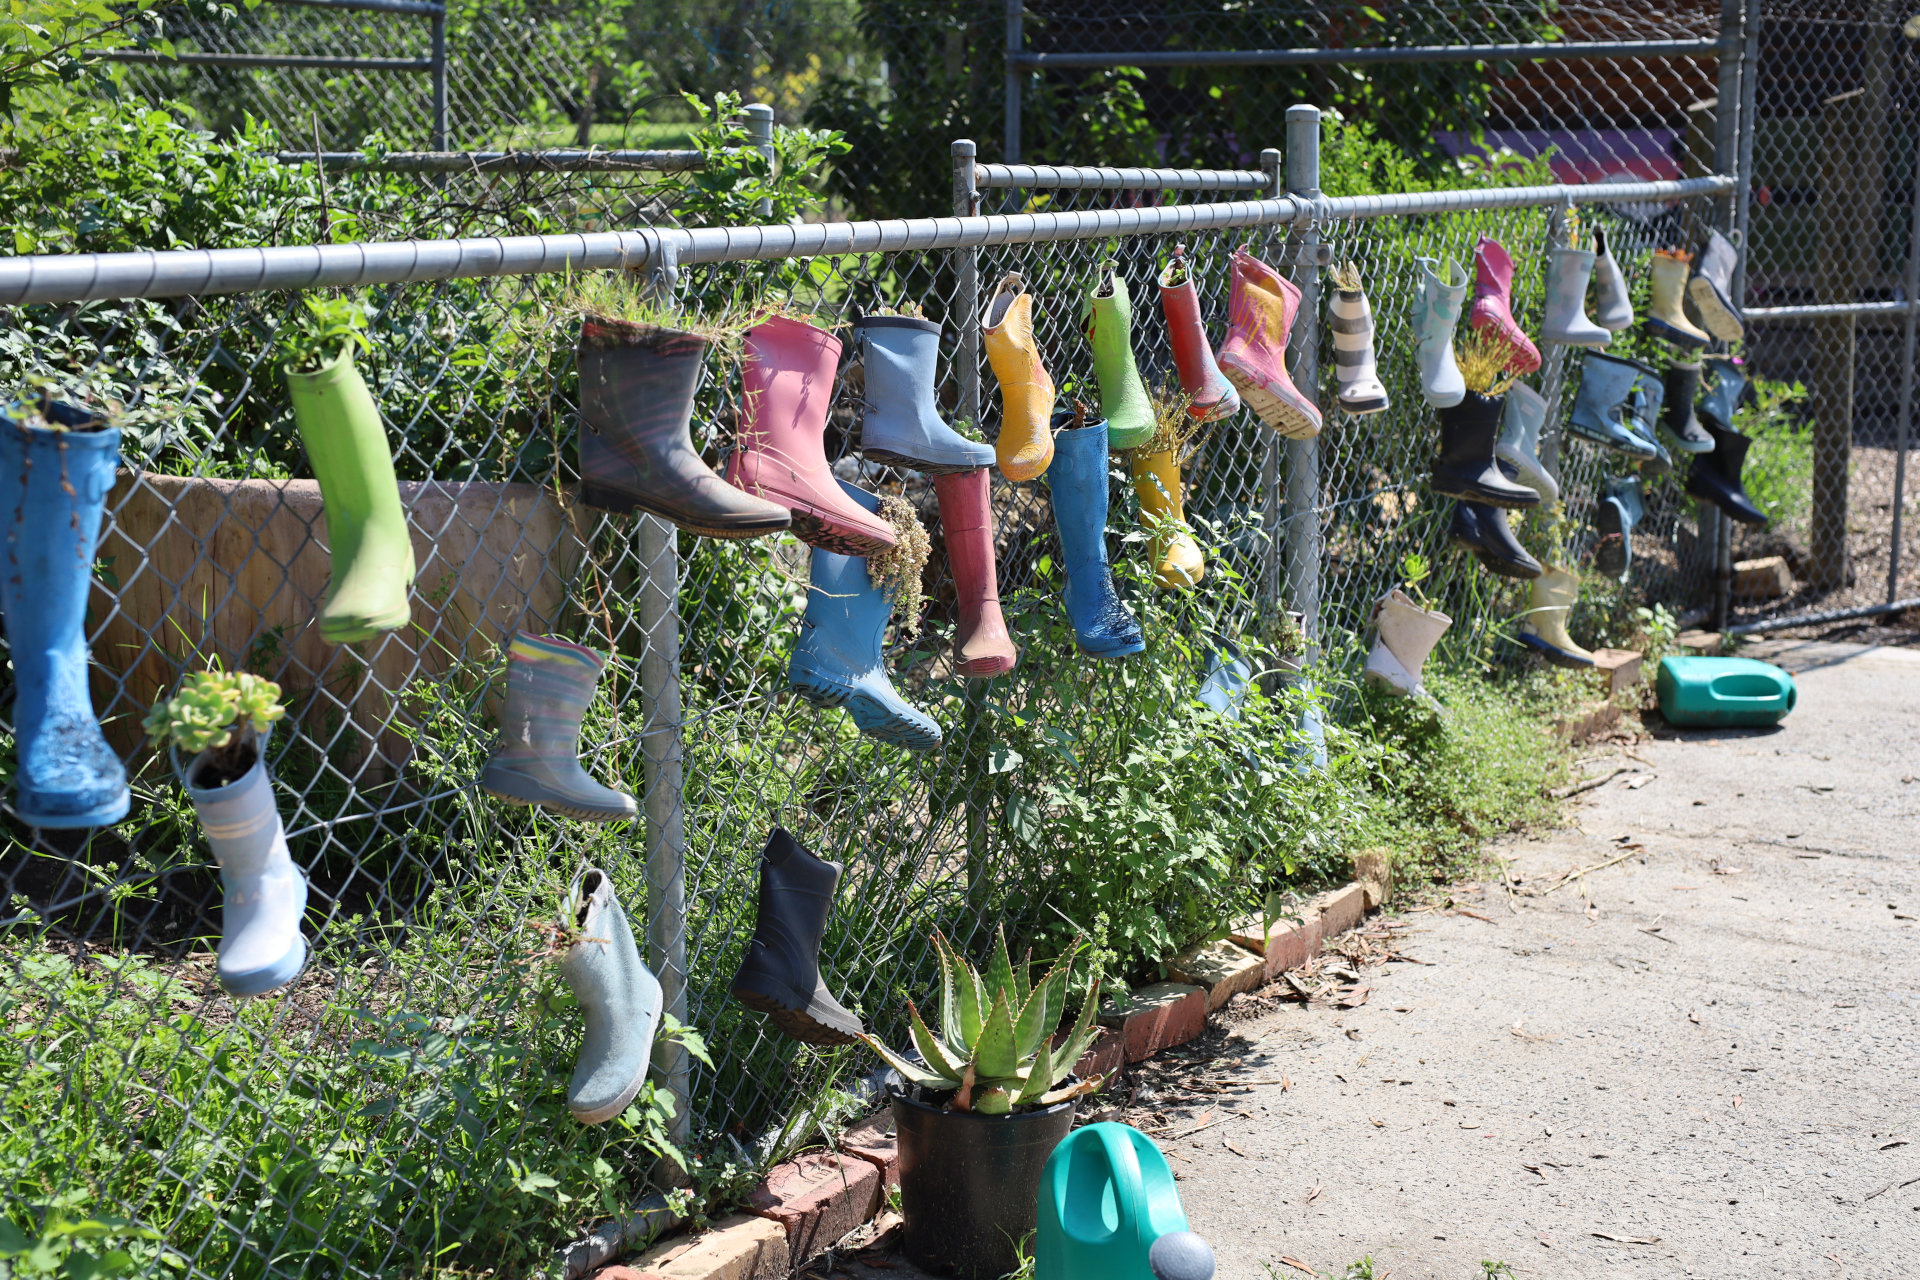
[727, 315, 896, 556]
[1158, 246, 1240, 422]
[1468, 236, 1542, 374]
[932, 467, 1016, 678]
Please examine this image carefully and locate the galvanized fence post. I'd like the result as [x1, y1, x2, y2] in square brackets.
[1709, 0, 1744, 634]
[429, 4, 448, 150]
[745, 103, 775, 220]
[950, 138, 991, 900]
[1283, 107, 1322, 650]
[1258, 145, 1285, 621]
[637, 512, 690, 1150]
[1893, 131, 1920, 604]
[1003, 0, 1023, 166]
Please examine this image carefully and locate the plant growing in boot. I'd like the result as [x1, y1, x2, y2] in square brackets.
[1364, 555, 1452, 698]
[1429, 331, 1539, 510]
[145, 668, 307, 996]
[571, 276, 792, 539]
[1129, 388, 1206, 589]
[861, 927, 1104, 1114]
[278, 293, 417, 644]
[0, 393, 130, 828]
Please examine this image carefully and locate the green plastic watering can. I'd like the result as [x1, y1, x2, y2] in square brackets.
[1657, 655, 1797, 727]
[1036, 1122, 1215, 1280]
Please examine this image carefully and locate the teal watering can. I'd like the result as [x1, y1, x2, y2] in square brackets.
[1657, 655, 1797, 727]
[1036, 1122, 1216, 1280]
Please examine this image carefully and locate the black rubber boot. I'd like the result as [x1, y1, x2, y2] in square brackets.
[1431, 391, 1541, 509]
[1662, 362, 1714, 453]
[1684, 419, 1768, 527]
[730, 827, 865, 1046]
[1448, 500, 1543, 579]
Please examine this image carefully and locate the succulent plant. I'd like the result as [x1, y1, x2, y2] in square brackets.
[862, 928, 1104, 1115]
[145, 670, 286, 757]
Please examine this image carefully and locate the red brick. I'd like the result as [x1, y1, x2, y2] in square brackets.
[1261, 912, 1324, 980]
[1097, 982, 1206, 1062]
[746, 1153, 881, 1262]
[1317, 883, 1368, 941]
[1069, 1024, 1125, 1083]
[1166, 939, 1267, 1011]
[626, 1215, 789, 1280]
[839, 1111, 899, 1187]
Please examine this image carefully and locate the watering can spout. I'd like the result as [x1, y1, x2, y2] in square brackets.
[1148, 1231, 1216, 1280]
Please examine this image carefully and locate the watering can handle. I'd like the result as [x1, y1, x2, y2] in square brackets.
[1052, 1124, 1148, 1244]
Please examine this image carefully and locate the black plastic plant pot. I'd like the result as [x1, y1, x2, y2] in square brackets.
[892, 1085, 1079, 1280]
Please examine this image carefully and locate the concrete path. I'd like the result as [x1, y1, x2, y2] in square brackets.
[1170, 638, 1920, 1279]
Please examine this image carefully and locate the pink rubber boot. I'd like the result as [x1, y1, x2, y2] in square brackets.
[1468, 236, 1542, 375]
[728, 315, 896, 556]
[1215, 246, 1321, 440]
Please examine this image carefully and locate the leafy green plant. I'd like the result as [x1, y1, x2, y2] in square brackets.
[860, 928, 1103, 1115]
[676, 90, 848, 228]
[274, 295, 373, 375]
[143, 668, 286, 785]
[1734, 376, 1812, 532]
[1399, 552, 1438, 612]
[1632, 603, 1680, 669]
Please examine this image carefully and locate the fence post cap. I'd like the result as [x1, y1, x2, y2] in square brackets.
[1286, 103, 1320, 122]
[952, 139, 977, 157]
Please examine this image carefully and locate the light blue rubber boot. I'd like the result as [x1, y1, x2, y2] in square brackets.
[1289, 681, 1329, 775]
[0, 400, 129, 828]
[560, 868, 663, 1125]
[1047, 412, 1145, 658]
[1567, 354, 1657, 461]
[1197, 647, 1252, 716]
[1699, 356, 1747, 429]
[177, 728, 307, 997]
[1594, 475, 1645, 579]
[1621, 369, 1673, 475]
[854, 316, 996, 474]
[789, 479, 943, 750]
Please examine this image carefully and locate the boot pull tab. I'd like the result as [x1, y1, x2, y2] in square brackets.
[991, 270, 1023, 300]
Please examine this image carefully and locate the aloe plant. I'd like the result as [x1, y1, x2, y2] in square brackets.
[863, 928, 1104, 1115]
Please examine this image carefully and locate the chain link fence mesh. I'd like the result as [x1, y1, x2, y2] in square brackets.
[6, 0, 1914, 1274]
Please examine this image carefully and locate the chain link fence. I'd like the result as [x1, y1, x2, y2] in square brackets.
[14, 0, 1918, 1275]
[1, 128, 1734, 1275]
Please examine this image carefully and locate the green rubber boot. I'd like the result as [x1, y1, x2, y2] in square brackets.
[286, 350, 416, 644]
[1083, 266, 1156, 450]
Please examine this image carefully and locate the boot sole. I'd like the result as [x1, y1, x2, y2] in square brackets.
[1564, 422, 1657, 460]
[787, 509, 894, 558]
[578, 482, 792, 540]
[1644, 317, 1709, 350]
[1518, 632, 1596, 669]
[956, 653, 1017, 678]
[1221, 364, 1322, 440]
[481, 774, 638, 823]
[791, 676, 944, 751]
[1338, 392, 1390, 416]
[16, 787, 131, 829]
[733, 988, 862, 1046]
[1450, 531, 1541, 580]
[1687, 280, 1745, 342]
[218, 936, 307, 998]
[1430, 476, 1541, 510]
[858, 446, 989, 476]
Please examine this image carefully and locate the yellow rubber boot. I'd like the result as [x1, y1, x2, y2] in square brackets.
[1517, 564, 1597, 669]
[1645, 250, 1710, 351]
[1130, 447, 1204, 588]
[982, 273, 1055, 481]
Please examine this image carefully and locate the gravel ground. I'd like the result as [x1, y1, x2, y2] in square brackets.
[1169, 636, 1920, 1279]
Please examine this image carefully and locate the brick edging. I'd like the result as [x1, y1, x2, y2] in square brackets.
[581, 882, 1373, 1280]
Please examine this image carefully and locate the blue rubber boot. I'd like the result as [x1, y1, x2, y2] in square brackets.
[1567, 354, 1657, 461]
[1698, 356, 1747, 429]
[1197, 647, 1252, 716]
[789, 479, 943, 751]
[1047, 411, 1145, 658]
[854, 317, 996, 474]
[1621, 371, 1673, 476]
[560, 868, 663, 1124]
[1594, 475, 1644, 579]
[0, 400, 129, 828]
[1290, 681, 1329, 775]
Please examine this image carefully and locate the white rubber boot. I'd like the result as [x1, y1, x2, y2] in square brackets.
[1411, 257, 1467, 408]
[1541, 247, 1610, 347]
[1364, 589, 1453, 697]
[1495, 381, 1559, 505]
[1591, 228, 1634, 332]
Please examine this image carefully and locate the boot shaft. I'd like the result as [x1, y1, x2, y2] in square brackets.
[1648, 250, 1692, 316]
[801, 477, 893, 664]
[1703, 418, 1753, 476]
[933, 468, 1002, 606]
[1159, 252, 1238, 418]
[1471, 236, 1514, 308]
[500, 632, 610, 743]
[1590, 228, 1634, 331]
[1699, 357, 1747, 428]
[1131, 447, 1186, 524]
[1501, 382, 1547, 454]
[854, 315, 941, 412]
[984, 283, 1047, 390]
[1413, 256, 1467, 335]
[740, 315, 843, 454]
[1375, 589, 1452, 670]
[1695, 229, 1739, 295]
[579, 318, 708, 468]
[1664, 362, 1703, 433]
[752, 827, 843, 959]
[1435, 391, 1506, 468]
[179, 735, 285, 883]
[1222, 247, 1300, 361]
[1573, 353, 1641, 423]
[0, 408, 121, 638]
[286, 351, 399, 518]
[1545, 247, 1595, 313]
[1047, 415, 1114, 569]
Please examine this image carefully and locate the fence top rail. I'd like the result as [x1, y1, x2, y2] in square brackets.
[1007, 38, 1727, 70]
[0, 175, 1733, 307]
[275, 150, 707, 174]
[972, 163, 1270, 192]
[1743, 299, 1918, 319]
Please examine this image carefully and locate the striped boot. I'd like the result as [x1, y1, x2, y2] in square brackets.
[481, 633, 638, 822]
[1329, 265, 1389, 415]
